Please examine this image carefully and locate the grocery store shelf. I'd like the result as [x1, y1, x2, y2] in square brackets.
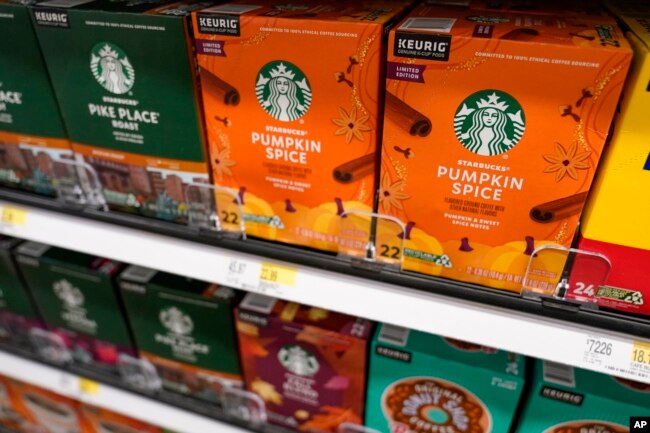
[1, 189, 650, 384]
[0, 349, 250, 433]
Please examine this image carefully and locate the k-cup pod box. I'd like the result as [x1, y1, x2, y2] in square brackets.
[365, 324, 525, 433]
[514, 359, 650, 432]
[192, 0, 411, 251]
[0, 236, 43, 347]
[425, 0, 614, 18]
[1, 376, 84, 433]
[573, 4, 650, 315]
[30, 0, 213, 223]
[14, 241, 134, 370]
[378, 4, 632, 291]
[236, 293, 373, 431]
[80, 403, 162, 433]
[118, 266, 243, 402]
[0, 0, 73, 197]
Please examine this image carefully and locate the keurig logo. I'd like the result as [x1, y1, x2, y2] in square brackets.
[394, 32, 452, 61]
[197, 13, 240, 36]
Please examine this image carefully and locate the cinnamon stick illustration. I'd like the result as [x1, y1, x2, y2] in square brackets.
[499, 28, 539, 41]
[333, 153, 375, 184]
[529, 191, 588, 223]
[200, 69, 240, 106]
[385, 91, 432, 137]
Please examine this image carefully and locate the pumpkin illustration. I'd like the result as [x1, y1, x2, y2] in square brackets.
[440, 237, 491, 284]
[271, 199, 308, 235]
[301, 198, 371, 251]
[377, 222, 444, 276]
[218, 188, 278, 240]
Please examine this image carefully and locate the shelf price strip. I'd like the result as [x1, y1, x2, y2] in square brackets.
[582, 335, 650, 382]
[223, 257, 297, 298]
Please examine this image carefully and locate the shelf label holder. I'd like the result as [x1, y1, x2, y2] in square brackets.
[28, 328, 72, 366]
[50, 158, 108, 211]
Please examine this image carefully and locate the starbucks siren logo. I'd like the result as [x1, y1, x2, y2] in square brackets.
[159, 307, 193, 335]
[90, 42, 135, 95]
[278, 344, 319, 376]
[53, 280, 84, 308]
[454, 90, 525, 156]
[256, 60, 311, 122]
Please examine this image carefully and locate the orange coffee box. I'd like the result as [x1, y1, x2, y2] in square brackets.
[192, 0, 411, 251]
[379, 5, 632, 291]
[1, 376, 85, 433]
[80, 403, 162, 433]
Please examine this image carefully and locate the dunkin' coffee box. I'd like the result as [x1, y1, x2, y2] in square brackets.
[0, 0, 73, 197]
[0, 236, 43, 346]
[366, 324, 525, 433]
[14, 241, 134, 369]
[31, 0, 213, 223]
[192, 1, 410, 251]
[515, 359, 650, 433]
[1, 376, 84, 433]
[378, 4, 631, 291]
[81, 403, 162, 433]
[118, 266, 242, 402]
[236, 293, 372, 431]
[572, 5, 650, 315]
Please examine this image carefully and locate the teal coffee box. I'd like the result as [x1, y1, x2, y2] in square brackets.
[366, 324, 526, 433]
[515, 359, 650, 433]
[14, 241, 134, 369]
[0, 0, 73, 196]
[30, 0, 213, 222]
[118, 266, 242, 402]
[0, 236, 43, 346]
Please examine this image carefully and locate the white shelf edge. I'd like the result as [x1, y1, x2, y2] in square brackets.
[0, 350, 249, 433]
[1, 200, 649, 384]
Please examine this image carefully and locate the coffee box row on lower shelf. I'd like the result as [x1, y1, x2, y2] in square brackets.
[0, 373, 172, 433]
[1, 235, 648, 433]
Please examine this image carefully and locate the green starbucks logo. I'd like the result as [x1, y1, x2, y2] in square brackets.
[90, 42, 135, 95]
[454, 90, 525, 156]
[256, 60, 311, 122]
[53, 279, 84, 309]
[160, 307, 193, 335]
[278, 344, 319, 376]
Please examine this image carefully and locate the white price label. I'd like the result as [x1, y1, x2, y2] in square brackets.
[581, 335, 650, 383]
[223, 258, 261, 290]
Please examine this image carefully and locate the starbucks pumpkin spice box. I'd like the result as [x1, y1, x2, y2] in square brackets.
[30, 0, 214, 223]
[118, 265, 243, 403]
[366, 324, 525, 433]
[0, 0, 73, 197]
[14, 241, 135, 370]
[192, 0, 412, 251]
[236, 293, 372, 431]
[378, 4, 632, 291]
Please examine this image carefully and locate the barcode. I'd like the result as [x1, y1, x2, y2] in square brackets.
[399, 17, 456, 33]
[39, 0, 93, 8]
[202, 4, 261, 14]
[121, 265, 157, 283]
[16, 241, 50, 258]
[241, 293, 277, 314]
[543, 361, 576, 387]
[378, 324, 410, 347]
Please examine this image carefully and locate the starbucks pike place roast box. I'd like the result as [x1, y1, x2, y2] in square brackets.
[31, 0, 213, 223]
[366, 324, 525, 433]
[378, 4, 632, 291]
[0, 236, 43, 346]
[515, 359, 650, 433]
[236, 293, 372, 431]
[0, 0, 73, 197]
[118, 265, 243, 402]
[14, 241, 135, 369]
[192, 0, 411, 251]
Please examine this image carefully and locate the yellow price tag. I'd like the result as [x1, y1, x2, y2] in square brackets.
[631, 341, 650, 365]
[260, 262, 296, 287]
[78, 378, 100, 395]
[1, 206, 27, 226]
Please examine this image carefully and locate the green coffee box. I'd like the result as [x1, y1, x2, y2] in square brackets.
[30, 0, 214, 222]
[0, 0, 73, 196]
[118, 265, 242, 402]
[0, 235, 43, 345]
[13, 241, 134, 368]
[366, 324, 526, 433]
[515, 359, 650, 433]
